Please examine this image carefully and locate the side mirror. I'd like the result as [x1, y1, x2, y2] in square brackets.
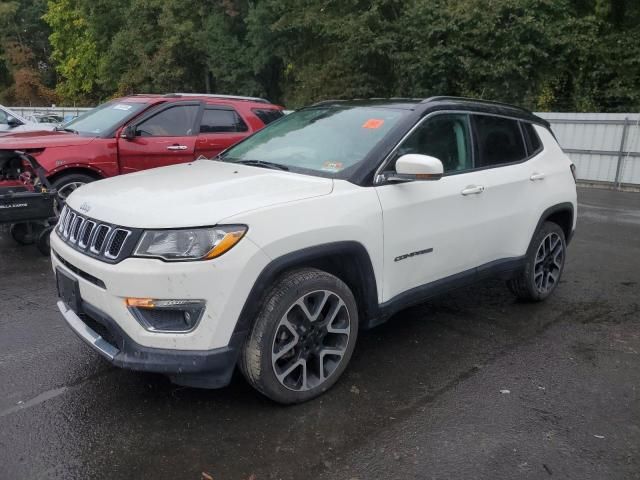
[7, 116, 22, 128]
[386, 154, 443, 182]
[120, 125, 136, 140]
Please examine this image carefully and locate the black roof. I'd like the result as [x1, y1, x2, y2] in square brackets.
[311, 96, 548, 127]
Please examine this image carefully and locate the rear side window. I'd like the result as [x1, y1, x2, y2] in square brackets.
[522, 122, 543, 155]
[200, 108, 248, 133]
[473, 115, 527, 167]
[252, 108, 284, 125]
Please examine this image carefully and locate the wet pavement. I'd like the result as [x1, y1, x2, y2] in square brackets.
[0, 187, 638, 480]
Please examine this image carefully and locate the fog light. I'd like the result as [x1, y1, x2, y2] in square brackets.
[126, 298, 205, 333]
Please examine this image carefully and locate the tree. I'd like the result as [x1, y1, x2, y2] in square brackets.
[0, 0, 55, 104]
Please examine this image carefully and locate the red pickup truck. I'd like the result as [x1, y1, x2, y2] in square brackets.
[0, 94, 284, 206]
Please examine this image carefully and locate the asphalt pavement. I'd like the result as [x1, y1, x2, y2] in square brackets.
[0, 187, 638, 480]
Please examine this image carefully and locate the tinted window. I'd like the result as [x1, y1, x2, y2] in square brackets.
[0, 109, 7, 124]
[136, 105, 199, 137]
[395, 114, 472, 173]
[200, 108, 248, 133]
[252, 108, 284, 125]
[473, 115, 527, 167]
[522, 122, 543, 155]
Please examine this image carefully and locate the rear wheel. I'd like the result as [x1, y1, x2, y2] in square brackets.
[51, 173, 96, 215]
[508, 221, 566, 301]
[240, 268, 358, 404]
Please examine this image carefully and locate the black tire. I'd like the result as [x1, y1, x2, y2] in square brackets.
[508, 221, 567, 302]
[51, 173, 96, 214]
[239, 268, 359, 404]
[36, 227, 53, 256]
[9, 222, 38, 245]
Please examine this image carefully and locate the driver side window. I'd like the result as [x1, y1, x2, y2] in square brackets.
[136, 105, 199, 137]
[396, 114, 472, 173]
[0, 110, 8, 124]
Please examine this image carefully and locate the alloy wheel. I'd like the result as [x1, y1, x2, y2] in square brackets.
[271, 290, 351, 391]
[533, 232, 564, 294]
[54, 181, 86, 215]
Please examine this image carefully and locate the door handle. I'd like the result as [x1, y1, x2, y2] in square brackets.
[530, 172, 545, 181]
[461, 185, 485, 196]
[167, 145, 188, 151]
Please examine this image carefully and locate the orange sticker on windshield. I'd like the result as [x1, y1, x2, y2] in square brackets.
[362, 119, 384, 129]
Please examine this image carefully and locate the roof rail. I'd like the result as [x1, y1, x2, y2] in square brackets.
[167, 93, 271, 104]
[311, 97, 424, 107]
[422, 96, 533, 114]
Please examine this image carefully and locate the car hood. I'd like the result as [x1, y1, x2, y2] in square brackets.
[14, 123, 57, 132]
[0, 130, 95, 148]
[66, 160, 334, 228]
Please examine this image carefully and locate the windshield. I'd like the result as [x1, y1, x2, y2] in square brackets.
[221, 106, 406, 176]
[62, 101, 148, 135]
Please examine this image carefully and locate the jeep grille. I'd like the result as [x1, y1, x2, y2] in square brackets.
[56, 206, 135, 263]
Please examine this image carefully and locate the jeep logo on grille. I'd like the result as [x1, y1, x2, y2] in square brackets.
[79, 202, 91, 213]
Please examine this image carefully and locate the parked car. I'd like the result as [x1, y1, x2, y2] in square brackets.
[0, 105, 57, 133]
[27, 113, 65, 124]
[51, 97, 577, 404]
[0, 94, 284, 209]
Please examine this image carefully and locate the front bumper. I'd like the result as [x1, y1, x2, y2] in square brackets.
[57, 299, 244, 388]
[50, 230, 270, 351]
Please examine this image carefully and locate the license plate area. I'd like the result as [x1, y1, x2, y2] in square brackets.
[56, 268, 82, 314]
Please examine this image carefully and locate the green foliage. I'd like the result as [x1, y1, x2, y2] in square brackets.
[0, 0, 55, 103]
[44, 0, 100, 102]
[5, 0, 639, 111]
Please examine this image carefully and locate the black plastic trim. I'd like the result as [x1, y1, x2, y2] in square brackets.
[55, 207, 143, 264]
[52, 249, 106, 288]
[534, 202, 575, 246]
[76, 301, 242, 388]
[233, 241, 379, 335]
[372, 256, 526, 327]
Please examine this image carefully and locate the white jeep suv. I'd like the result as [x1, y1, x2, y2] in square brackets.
[52, 97, 577, 404]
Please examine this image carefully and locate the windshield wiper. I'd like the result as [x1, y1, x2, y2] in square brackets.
[55, 126, 79, 134]
[235, 159, 289, 171]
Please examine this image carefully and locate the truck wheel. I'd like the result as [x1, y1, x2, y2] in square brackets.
[36, 227, 53, 256]
[10, 222, 37, 245]
[51, 173, 96, 214]
[240, 268, 359, 404]
[507, 221, 566, 302]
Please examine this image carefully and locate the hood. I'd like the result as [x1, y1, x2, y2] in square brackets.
[66, 160, 334, 228]
[13, 123, 57, 132]
[0, 130, 95, 148]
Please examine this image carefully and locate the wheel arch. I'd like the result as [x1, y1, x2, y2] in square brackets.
[47, 165, 105, 183]
[235, 241, 380, 337]
[537, 202, 575, 244]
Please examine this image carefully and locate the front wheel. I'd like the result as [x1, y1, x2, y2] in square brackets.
[240, 268, 359, 404]
[508, 221, 567, 301]
[51, 173, 96, 215]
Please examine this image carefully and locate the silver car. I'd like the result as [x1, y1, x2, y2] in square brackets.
[0, 105, 57, 133]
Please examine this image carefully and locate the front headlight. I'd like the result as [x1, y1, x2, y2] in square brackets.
[133, 225, 247, 261]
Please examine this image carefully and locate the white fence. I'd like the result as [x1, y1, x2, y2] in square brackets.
[537, 112, 640, 187]
[8, 106, 92, 119]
